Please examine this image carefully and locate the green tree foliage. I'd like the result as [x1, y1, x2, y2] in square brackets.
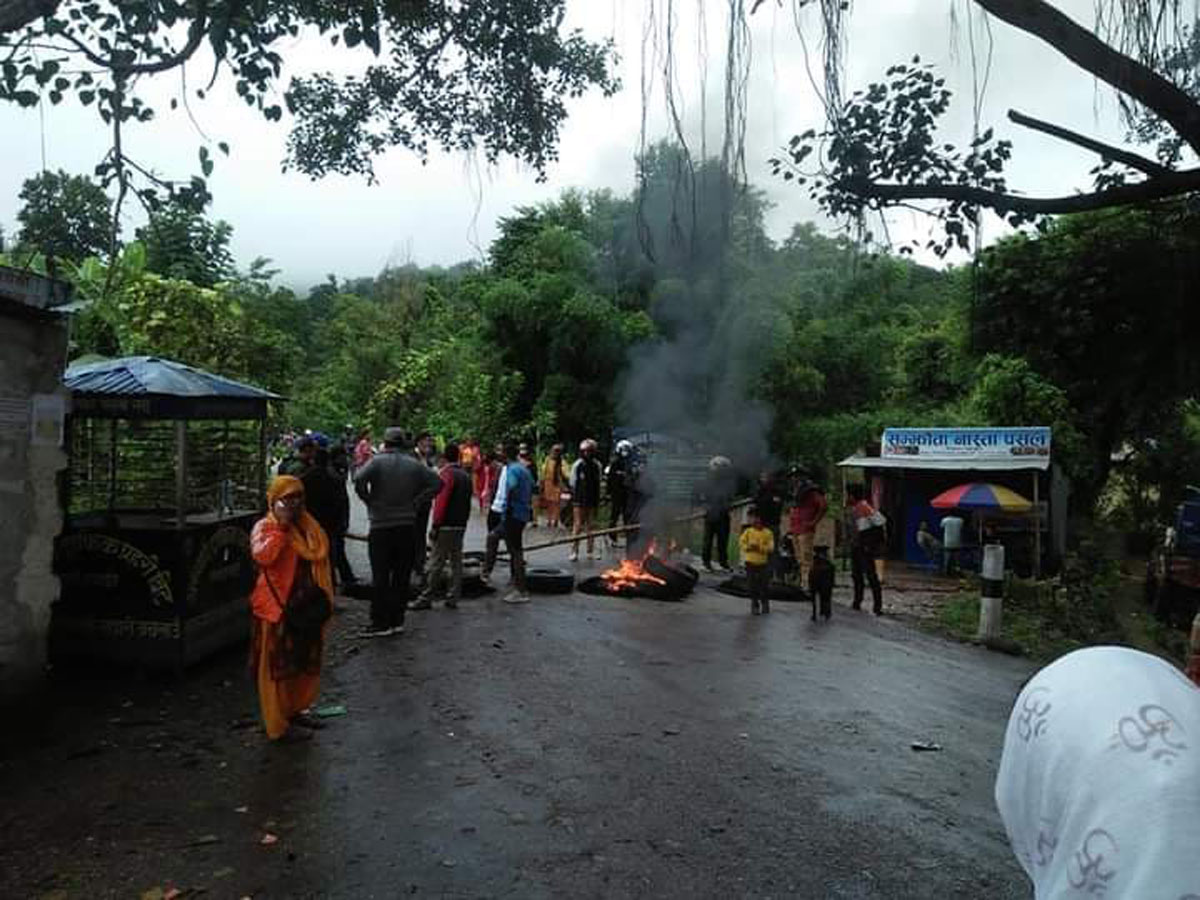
[366, 290, 524, 443]
[289, 287, 420, 429]
[467, 196, 655, 442]
[74, 270, 299, 392]
[964, 354, 1089, 486]
[59, 216, 299, 394]
[762, 242, 965, 465]
[17, 134, 1198, 529]
[1100, 401, 1200, 537]
[0, 0, 616, 211]
[136, 204, 236, 287]
[16, 169, 114, 262]
[973, 204, 1200, 501]
[897, 328, 965, 409]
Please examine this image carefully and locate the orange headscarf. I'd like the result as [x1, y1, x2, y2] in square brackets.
[265, 475, 333, 596]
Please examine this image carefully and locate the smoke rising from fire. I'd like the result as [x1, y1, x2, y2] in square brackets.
[616, 149, 778, 481]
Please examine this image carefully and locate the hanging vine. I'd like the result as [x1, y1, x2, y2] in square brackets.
[637, 0, 753, 266]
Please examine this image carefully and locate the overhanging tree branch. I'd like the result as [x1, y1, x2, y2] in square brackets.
[0, 0, 58, 36]
[976, 0, 1200, 153]
[1006, 108, 1171, 176]
[841, 167, 1200, 215]
[59, 4, 209, 77]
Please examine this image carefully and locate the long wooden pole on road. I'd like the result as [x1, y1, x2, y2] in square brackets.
[345, 498, 754, 555]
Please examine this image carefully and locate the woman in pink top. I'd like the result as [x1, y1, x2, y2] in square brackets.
[353, 430, 375, 472]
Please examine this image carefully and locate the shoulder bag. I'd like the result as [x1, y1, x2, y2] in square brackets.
[263, 558, 331, 637]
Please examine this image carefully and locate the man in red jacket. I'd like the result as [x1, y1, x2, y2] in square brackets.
[411, 441, 474, 610]
[788, 467, 828, 587]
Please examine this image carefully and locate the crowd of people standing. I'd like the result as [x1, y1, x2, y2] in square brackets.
[269, 429, 650, 631]
[271, 429, 877, 606]
[252, 428, 889, 740]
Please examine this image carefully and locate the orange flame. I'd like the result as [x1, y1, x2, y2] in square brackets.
[600, 540, 667, 591]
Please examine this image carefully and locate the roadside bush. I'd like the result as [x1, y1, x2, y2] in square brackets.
[933, 538, 1123, 660]
[1050, 537, 1123, 644]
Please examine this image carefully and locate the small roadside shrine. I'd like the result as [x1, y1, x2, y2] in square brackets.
[838, 427, 1066, 577]
[51, 356, 280, 669]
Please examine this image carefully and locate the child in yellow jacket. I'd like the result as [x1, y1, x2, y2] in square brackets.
[739, 506, 775, 615]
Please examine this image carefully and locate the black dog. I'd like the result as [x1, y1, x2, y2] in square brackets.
[809, 546, 834, 622]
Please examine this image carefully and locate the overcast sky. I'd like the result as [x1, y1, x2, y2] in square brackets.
[0, 0, 1141, 291]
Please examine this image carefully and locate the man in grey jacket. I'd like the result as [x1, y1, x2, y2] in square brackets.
[354, 426, 443, 637]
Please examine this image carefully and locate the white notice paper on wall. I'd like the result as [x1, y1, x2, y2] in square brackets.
[30, 393, 65, 447]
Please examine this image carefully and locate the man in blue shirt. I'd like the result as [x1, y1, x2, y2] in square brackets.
[482, 441, 534, 603]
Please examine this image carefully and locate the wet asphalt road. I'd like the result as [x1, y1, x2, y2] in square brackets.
[283, 509, 1035, 898]
[0, 507, 1037, 899]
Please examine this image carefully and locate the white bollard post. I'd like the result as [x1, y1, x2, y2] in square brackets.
[979, 544, 1005, 641]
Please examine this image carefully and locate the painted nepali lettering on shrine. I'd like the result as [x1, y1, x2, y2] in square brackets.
[55, 532, 174, 609]
[882, 427, 1051, 460]
[53, 616, 182, 640]
[186, 526, 255, 612]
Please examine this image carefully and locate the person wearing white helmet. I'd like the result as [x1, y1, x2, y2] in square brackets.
[569, 438, 603, 561]
[698, 455, 737, 573]
[604, 440, 634, 549]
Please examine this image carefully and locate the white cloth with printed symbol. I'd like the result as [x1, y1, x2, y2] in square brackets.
[996, 646, 1200, 899]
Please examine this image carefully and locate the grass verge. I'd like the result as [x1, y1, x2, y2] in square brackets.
[926, 570, 1190, 666]
[925, 589, 1092, 662]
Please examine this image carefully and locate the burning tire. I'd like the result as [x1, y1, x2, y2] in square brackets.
[578, 575, 683, 601]
[525, 566, 575, 594]
[644, 556, 699, 595]
[577, 551, 696, 601]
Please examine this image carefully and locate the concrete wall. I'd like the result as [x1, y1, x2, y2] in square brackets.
[0, 306, 69, 694]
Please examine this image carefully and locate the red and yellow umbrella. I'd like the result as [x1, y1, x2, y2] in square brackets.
[930, 483, 1033, 512]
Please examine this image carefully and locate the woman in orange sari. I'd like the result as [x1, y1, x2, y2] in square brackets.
[249, 475, 334, 741]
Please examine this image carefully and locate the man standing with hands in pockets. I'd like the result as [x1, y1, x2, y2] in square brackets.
[353, 427, 442, 637]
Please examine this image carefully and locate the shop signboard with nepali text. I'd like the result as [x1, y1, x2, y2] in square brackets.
[882, 427, 1051, 462]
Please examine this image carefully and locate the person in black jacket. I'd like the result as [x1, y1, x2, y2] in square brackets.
[411, 442, 474, 610]
[753, 469, 785, 575]
[279, 435, 317, 478]
[604, 440, 633, 549]
[329, 443, 351, 482]
[697, 456, 736, 572]
[568, 439, 603, 561]
[353, 427, 443, 636]
[302, 448, 356, 587]
[624, 446, 654, 558]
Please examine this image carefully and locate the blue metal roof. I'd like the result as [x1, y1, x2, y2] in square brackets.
[64, 356, 281, 400]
